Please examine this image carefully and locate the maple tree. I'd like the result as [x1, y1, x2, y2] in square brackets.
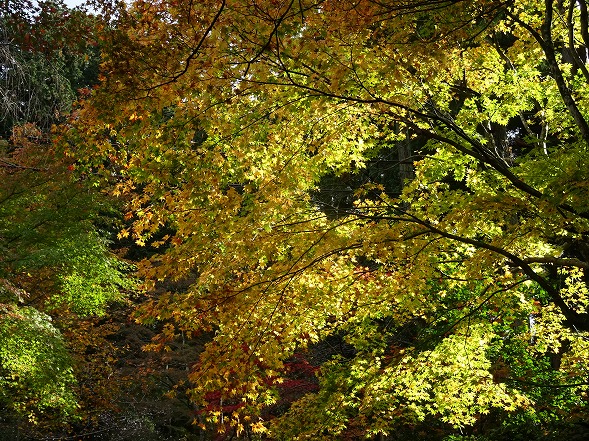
[69, 0, 589, 438]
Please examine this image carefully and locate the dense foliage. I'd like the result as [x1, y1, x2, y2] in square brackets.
[0, 0, 135, 432]
[4, 0, 589, 439]
[65, 0, 589, 439]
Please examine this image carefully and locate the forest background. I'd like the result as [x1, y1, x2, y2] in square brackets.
[2, 0, 589, 440]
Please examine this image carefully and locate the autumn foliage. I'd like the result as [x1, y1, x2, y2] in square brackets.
[4, 0, 589, 439]
[64, 0, 589, 438]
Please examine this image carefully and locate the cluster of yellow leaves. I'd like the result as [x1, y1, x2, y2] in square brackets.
[68, 0, 589, 437]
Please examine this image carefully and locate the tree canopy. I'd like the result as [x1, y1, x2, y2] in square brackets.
[52, 0, 589, 438]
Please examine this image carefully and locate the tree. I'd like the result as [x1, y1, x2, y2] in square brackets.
[71, 0, 589, 438]
[0, 0, 100, 137]
[0, 0, 135, 431]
